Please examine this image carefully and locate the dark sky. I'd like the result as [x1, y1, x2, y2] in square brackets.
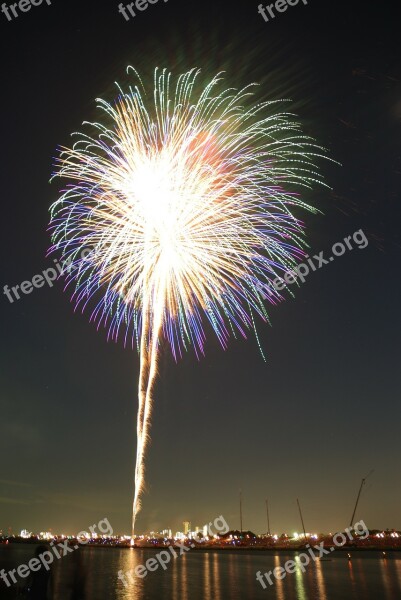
[1, 0, 400, 537]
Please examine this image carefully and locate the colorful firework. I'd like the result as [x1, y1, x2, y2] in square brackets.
[48, 67, 330, 536]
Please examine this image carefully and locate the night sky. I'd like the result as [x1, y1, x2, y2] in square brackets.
[1, 0, 400, 537]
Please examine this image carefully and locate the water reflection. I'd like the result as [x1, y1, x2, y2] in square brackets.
[273, 555, 285, 600]
[394, 557, 401, 591]
[181, 552, 188, 599]
[294, 555, 308, 600]
[353, 558, 368, 597]
[347, 556, 357, 597]
[171, 553, 179, 600]
[379, 554, 401, 599]
[314, 560, 327, 600]
[212, 552, 221, 600]
[203, 552, 211, 599]
[115, 548, 146, 600]
[2, 546, 401, 600]
[227, 552, 236, 593]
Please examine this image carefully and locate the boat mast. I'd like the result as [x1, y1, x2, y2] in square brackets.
[297, 498, 307, 540]
[349, 470, 373, 528]
[265, 498, 271, 536]
[240, 489, 243, 533]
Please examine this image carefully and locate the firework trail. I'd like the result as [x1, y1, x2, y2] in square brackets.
[49, 67, 330, 537]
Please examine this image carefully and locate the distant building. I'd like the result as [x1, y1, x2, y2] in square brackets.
[161, 529, 172, 538]
[183, 521, 191, 535]
[20, 529, 32, 538]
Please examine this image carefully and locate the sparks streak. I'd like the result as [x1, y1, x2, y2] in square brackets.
[48, 67, 331, 538]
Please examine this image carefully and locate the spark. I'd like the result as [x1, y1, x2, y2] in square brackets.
[49, 67, 331, 537]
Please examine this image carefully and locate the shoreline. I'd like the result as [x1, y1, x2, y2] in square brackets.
[3, 541, 400, 553]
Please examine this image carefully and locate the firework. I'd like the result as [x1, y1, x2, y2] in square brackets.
[49, 67, 330, 536]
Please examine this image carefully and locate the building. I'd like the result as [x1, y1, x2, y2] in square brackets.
[161, 529, 172, 538]
[183, 521, 191, 535]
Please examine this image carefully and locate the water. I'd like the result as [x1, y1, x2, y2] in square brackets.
[1, 545, 401, 599]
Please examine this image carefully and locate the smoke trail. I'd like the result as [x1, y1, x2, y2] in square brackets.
[132, 278, 165, 536]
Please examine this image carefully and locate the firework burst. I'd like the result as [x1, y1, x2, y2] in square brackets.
[49, 67, 330, 535]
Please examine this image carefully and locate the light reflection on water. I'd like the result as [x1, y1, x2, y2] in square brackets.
[395, 556, 401, 590]
[273, 555, 286, 600]
[314, 559, 328, 600]
[1, 546, 401, 599]
[294, 556, 307, 600]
